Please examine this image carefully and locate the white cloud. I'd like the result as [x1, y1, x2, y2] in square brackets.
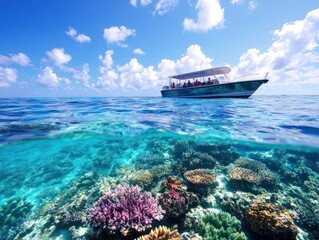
[66, 27, 91, 43]
[61, 64, 91, 86]
[231, 0, 244, 5]
[0, 67, 17, 87]
[0, 53, 31, 66]
[234, 8, 319, 87]
[133, 48, 145, 55]
[183, 0, 224, 32]
[37, 67, 61, 87]
[130, 0, 152, 6]
[97, 50, 119, 89]
[154, 0, 179, 15]
[66, 27, 77, 37]
[97, 44, 212, 90]
[248, 0, 257, 12]
[46, 48, 72, 67]
[103, 26, 135, 47]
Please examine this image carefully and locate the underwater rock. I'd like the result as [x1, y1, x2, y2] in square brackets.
[136, 225, 182, 240]
[245, 202, 298, 240]
[88, 185, 164, 235]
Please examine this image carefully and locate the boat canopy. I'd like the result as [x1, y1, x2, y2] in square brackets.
[170, 67, 231, 80]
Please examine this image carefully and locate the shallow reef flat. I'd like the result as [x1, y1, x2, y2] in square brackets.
[0, 97, 318, 240]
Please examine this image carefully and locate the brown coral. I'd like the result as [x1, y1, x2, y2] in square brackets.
[246, 202, 298, 240]
[228, 167, 261, 184]
[136, 226, 182, 240]
[183, 169, 216, 185]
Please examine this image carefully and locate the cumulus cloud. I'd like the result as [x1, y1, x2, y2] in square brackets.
[97, 44, 212, 90]
[0, 53, 31, 66]
[46, 48, 72, 66]
[0, 67, 17, 87]
[154, 0, 179, 15]
[133, 48, 145, 55]
[37, 67, 61, 87]
[184, 0, 224, 32]
[234, 8, 319, 85]
[66, 27, 91, 43]
[61, 64, 91, 86]
[97, 50, 119, 89]
[103, 26, 136, 47]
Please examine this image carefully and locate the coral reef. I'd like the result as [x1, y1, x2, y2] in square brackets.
[159, 189, 199, 219]
[162, 177, 182, 190]
[228, 158, 279, 191]
[181, 151, 216, 170]
[88, 185, 164, 235]
[245, 202, 298, 240]
[0, 196, 33, 239]
[194, 143, 240, 165]
[184, 169, 216, 186]
[129, 170, 154, 190]
[136, 226, 182, 240]
[194, 211, 247, 240]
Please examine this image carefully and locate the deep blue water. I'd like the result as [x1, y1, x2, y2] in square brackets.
[0, 96, 318, 239]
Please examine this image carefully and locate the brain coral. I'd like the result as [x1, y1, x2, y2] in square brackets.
[246, 202, 298, 240]
[183, 169, 216, 185]
[136, 226, 182, 240]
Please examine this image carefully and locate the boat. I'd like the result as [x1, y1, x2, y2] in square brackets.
[161, 67, 269, 98]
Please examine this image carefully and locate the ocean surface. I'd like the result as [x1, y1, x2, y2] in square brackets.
[0, 96, 318, 240]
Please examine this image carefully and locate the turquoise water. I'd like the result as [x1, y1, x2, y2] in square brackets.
[0, 96, 318, 239]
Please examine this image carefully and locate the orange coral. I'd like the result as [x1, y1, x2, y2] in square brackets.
[162, 177, 181, 190]
[183, 169, 216, 185]
[246, 202, 298, 239]
[136, 226, 182, 240]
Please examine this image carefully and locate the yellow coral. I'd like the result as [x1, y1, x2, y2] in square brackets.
[136, 226, 182, 240]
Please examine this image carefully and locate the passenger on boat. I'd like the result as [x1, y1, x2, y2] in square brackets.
[195, 79, 202, 87]
[187, 80, 193, 87]
[183, 82, 187, 88]
[171, 82, 176, 88]
[207, 77, 212, 84]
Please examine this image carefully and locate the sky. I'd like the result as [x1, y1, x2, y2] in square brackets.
[0, 0, 318, 97]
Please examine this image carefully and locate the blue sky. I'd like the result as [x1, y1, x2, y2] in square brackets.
[0, 0, 318, 97]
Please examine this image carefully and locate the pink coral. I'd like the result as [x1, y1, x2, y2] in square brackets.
[88, 185, 164, 234]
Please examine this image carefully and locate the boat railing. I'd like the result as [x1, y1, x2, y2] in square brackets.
[232, 72, 269, 82]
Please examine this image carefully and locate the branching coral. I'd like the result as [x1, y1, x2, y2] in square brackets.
[195, 211, 247, 240]
[136, 226, 182, 240]
[245, 202, 298, 239]
[88, 185, 164, 234]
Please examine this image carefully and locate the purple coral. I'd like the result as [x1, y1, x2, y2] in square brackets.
[88, 185, 164, 234]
